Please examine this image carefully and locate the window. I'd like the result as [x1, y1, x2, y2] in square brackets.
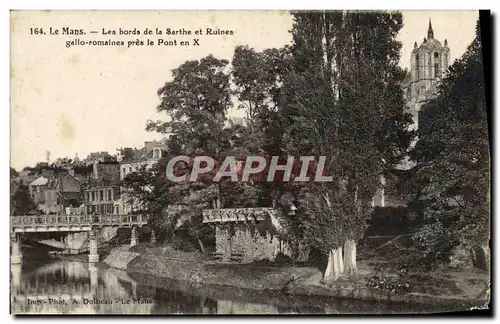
[108, 189, 112, 201]
[100, 190, 104, 201]
[87, 192, 90, 201]
[153, 148, 161, 159]
[91, 191, 95, 201]
[434, 52, 440, 78]
[129, 167, 132, 173]
[415, 54, 419, 79]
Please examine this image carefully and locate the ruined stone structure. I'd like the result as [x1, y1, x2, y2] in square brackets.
[202, 207, 307, 263]
[214, 225, 293, 263]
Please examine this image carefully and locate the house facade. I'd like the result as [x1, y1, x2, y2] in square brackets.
[27, 170, 83, 214]
[83, 162, 121, 214]
[118, 140, 167, 214]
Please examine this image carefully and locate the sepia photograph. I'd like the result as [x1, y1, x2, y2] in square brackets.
[9, 9, 491, 315]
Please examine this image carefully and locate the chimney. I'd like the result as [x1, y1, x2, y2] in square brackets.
[93, 161, 99, 179]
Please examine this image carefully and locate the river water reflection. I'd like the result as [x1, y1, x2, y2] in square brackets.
[11, 260, 438, 315]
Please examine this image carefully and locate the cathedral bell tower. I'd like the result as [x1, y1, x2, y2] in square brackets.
[406, 18, 450, 132]
[409, 19, 450, 101]
[377, 19, 451, 207]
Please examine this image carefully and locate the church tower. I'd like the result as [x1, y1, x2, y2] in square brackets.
[407, 19, 450, 130]
[373, 19, 451, 208]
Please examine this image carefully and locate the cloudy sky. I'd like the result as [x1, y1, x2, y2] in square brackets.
[10, 10, 479, 170]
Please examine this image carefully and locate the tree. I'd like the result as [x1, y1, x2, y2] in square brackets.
[121, 164, 161, 213]
[145, 55, 234, 250]
[277, 11, 413, 283]
[410, 19, 489, 260]
[10, 167, 19, 178]
[232, 45, 291, 136]
[146, 54, 232, 156]
[227, 46, 293, 209]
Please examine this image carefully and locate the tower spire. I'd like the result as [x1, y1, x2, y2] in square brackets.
[427, 18, 434, 39]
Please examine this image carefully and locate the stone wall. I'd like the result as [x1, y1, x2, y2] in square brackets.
[217, 300, 278, 315]
[65, 227, 118, 251]
[103, 244, 141, 269]
[214, 223, 291, 263]
[215, 226, 231, 261]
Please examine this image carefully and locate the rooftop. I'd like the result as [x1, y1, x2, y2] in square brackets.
[413, 18, 447, 51]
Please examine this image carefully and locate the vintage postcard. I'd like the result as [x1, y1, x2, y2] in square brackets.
[10, 10, 491, 315]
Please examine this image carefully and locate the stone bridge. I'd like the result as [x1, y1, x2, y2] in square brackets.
[11, 214, 148, 233]
[10, 214, 152, 265]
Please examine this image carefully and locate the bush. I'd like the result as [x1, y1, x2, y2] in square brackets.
[275, 252, 293, 266]
[251, 258, 272, 266]
[307, 246, 328, 273]
[411, 222, 458, 266]
[365, 206, 420, 236]
[171, 232, 198, 252]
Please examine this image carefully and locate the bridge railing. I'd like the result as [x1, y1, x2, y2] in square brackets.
[10, 214, 148, 228]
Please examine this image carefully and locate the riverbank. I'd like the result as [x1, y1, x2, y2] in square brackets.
[103, 243, 490, 311]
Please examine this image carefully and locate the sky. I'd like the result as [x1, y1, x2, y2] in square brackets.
[10, 10, 479, 171]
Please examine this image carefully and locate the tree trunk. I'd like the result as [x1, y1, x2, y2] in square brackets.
[344, 239, 357, 275]
[338, 246, 344, 275]
[344, 239, 351, 274]
[198, 238, 206, 254]
[323, 248, 342, 284]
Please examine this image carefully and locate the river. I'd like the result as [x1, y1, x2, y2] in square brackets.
[11, 259, 441, 315]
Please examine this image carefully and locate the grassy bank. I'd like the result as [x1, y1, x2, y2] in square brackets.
[102, 243, 490, 310]
[125, 245, 319, 291]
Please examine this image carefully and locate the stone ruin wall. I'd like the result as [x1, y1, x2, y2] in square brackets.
[215, 224, 291, 263]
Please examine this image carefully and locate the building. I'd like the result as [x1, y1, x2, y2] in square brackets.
[116, 147, 143, 163]
[404, 19, 450, 133]
[58, 172, 83, 207]
[82, 151, 116, 166]
[83, 162, 121, 214]
[118, 140, 168, 213]
[119, 150, 164, 180]
[27, 170, 83, 214]
[28, 175, 60, 214]
[228, 116, 245, 126]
